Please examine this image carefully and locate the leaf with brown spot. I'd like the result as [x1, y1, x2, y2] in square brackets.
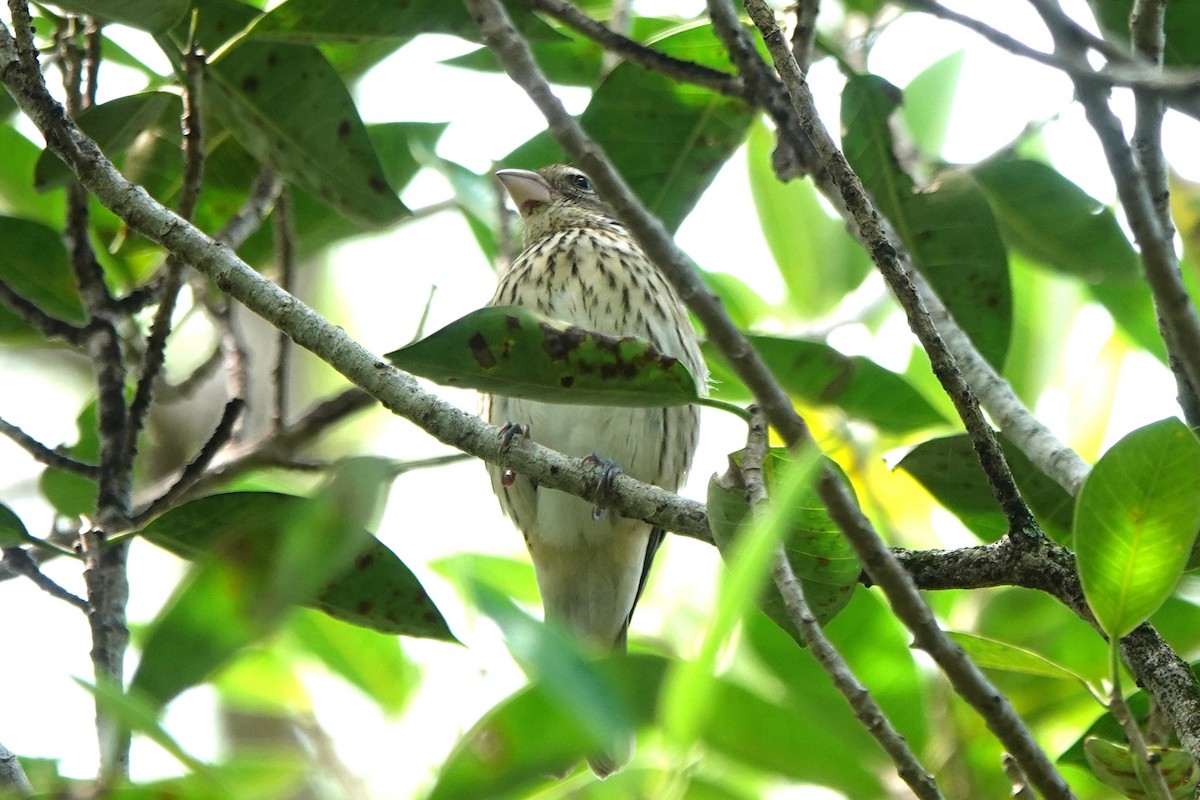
[386, 306, 701, 407]
[140, 484, 454, 643]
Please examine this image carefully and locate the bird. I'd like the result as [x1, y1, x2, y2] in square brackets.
[484, 164, 705, 775]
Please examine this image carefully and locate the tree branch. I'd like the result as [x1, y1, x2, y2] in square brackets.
[0, 415, 98, 475]
[0, 742, 33, 799]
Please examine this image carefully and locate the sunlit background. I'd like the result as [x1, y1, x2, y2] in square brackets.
[2, 0, 1198, 797]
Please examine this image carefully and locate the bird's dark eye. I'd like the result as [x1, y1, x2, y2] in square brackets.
[570, 173, 593, 191]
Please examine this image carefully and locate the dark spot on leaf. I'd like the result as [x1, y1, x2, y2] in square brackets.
[356, 601, 373, 614]
[241, 75, 259, 93]
[337, 119, 351, 138]
[355, 553, 375, 570]
[423, 611, 441, 623]
[266, 51, 278, 67]
[541, 324, 585, 360]
[560, 375, 574, 388]
[505, 314, 522, 331]
[368, 175, 389, 194]
[469, 332, 497, 368]
[984, 294, 1000, 308]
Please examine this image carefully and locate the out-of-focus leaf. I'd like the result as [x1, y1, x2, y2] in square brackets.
[428, 654, 667, 800]
[1088, 0, 1200, 65]
[141, 488, 454, 641]
[897, 432, 1075, 543]
[973, 159, 1139, 284]
[249, 0, 563, 44]
[53, 0, 188, 32]
[707, 448, 859, 643]
[469, 582, 632, 760]
[387, 306, 701, 407]
[206, 40, 407, 227]
[704, 336, 949, 434]
[213, 648, 311, 715]
[35, 92, 177, 191]
[945, 631, 1092, 684]
[132, 462, 402, 707]
[286, 609, 418, 715]
[1075, 418, 1200, 639]
[699, 678, 884, 795]
[412, 152, 501, 263]
[902, 50, 965, 158]
[700, 269, 772, 330]
[0, 217, 85, 342]
[746, 119, 871, 317]
[1084, 738, 1199, 799]
[430, 553, 540, 607]
[1088, 281, 1168, 362]
[842, 74, 1012, 368]
[76, 678, 207, 773]
[504, 23, 755, 233]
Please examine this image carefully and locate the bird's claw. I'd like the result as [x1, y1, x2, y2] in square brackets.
[583, 453, 623, 520]
[499, 422, 530, 487]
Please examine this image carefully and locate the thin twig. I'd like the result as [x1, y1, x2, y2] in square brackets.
[1127, 0, 1200, 428]
[901, 0, 1200, 122]
[1108, 662, 1174, 800]
[521, 0, 747, 98]
[81, 16, 100, 109]
[0, 277, 87, 344]
[735, 406, 943, 798]
[738, 4, 1073, 795]
[271, 186, 296, 432]
[125, 40, 207, 465]
[131, 399, 245, 526]
[1029, 0, 1200, 410]
[216, 169, 284, 249]
[157, 343, 224, 401]
[1, 547, 88, 610]
[0, 416, 98, 475]
[791, 0, 820, 73]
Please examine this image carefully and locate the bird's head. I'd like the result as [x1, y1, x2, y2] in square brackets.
[496, 165, 620, 244]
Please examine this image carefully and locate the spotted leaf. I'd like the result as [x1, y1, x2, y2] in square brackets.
[386, 305, 701, 407]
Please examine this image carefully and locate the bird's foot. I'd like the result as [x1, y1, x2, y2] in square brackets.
[498, 422, 530, 487]
[582, 453, 623, 520]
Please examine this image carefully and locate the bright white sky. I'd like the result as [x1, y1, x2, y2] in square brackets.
[0, 1, 1196, 798]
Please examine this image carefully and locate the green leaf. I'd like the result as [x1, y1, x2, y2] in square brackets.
[140, 489, 454, 642]
[901, 50, 965, 158]
[428, 654, 667, 800]
[386, 306, 701, 407]
[52, 0, 189, 32]
[0, 216, 86, 342]
[35, 92, 178, 191]
[206, 40, 407, 227]
[704, 335, 949, 434]
[0, 126, 65, 227]
[1084, 738, 1199, 799]
[132, 463, 405, 707]
[1074, 418, 1200, 639]
[1087, 0, 1200, 66]
[897, 432, 1075, 543]
[76, 678, 208, 774]
[746, 119, 871, 317]
[286, 609, 418, 715]
[0, 502, 32, 547]
[504, 23, 755, 233]
[973, 159, 1140, 284]
[945, 631, 1091, 684]
[842, 74, 1012, 368]
[707, 448, 859, 643]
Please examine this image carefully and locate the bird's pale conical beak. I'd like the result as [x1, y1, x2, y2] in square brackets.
[496, 169, 552, 213]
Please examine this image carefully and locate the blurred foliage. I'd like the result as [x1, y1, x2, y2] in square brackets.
[1, 1, 1199, 799]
